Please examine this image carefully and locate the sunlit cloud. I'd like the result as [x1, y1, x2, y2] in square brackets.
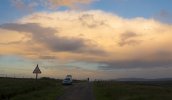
[11, 0, 96, 10]
[47, 0, 94, 8]
[0, 10, 172, 72]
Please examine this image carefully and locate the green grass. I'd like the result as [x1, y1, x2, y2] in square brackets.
[0, 77, 64, 100]
[93, 81, 172, 100]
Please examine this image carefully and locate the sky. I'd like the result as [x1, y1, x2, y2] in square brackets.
[0, 0, 172, 80]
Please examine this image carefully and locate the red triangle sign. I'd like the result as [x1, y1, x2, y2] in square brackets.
[33, 64, 41, 74]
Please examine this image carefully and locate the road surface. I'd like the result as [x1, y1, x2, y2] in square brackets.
[57, 82, 95, 100]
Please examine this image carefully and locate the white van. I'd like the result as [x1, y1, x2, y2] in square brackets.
[62, 75, 72, 85]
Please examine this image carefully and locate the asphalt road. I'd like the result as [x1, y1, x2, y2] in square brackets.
[57, 82, 95, 100]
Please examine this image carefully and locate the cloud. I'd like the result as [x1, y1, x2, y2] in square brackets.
[79, 14, 106, 28]
[98, 59, 172, 70]
[12, 0, 38, 12]
[118, 32, 142, 46]
[39, 55, 56, 59]
[0, 10, 172, 71]
[120, 32, 139, 40]
[0, 41, 22, 45]
[154, 10, 172, 24]
[47, 0, 93, 8]
[0, 23, 105, 55]
[11, 0, 95, 10]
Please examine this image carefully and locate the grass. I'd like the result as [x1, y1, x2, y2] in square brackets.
[0, 77, 64, 100]
[93, 81, 172, 100]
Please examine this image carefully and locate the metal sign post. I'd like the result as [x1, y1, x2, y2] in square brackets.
[33, 64, 41, 80]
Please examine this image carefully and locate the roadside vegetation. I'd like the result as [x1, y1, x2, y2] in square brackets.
[93, 81, 172, 100]
[0, 77, 64, 100]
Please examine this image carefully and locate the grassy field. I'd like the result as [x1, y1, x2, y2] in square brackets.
[93, 81, 172, 100]
[0, 77, 64, 100]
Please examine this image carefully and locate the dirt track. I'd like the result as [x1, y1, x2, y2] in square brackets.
[57, 82, 95, 100]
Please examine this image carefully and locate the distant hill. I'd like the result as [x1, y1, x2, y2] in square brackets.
[116, 78, 172, 81]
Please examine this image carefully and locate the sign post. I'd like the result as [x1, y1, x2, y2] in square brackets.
[33, 64, 41, 80]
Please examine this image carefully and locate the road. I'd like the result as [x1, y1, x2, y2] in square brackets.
[57, 82, 95, 100]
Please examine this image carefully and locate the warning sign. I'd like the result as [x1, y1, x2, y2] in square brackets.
[33, 64, 41, 80]
[33, 64, 41, 74]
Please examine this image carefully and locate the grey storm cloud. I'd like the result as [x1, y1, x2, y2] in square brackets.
[98, 60, 172, 70]
[0, 23, 105, 54]
[118, 32, 142, 46]
[154, 10, 172, 24]
[98, 48, 172, 70]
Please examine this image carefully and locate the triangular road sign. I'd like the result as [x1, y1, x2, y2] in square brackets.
[33, 64, 41, 74]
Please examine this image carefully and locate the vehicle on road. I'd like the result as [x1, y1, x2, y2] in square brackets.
[62, 75, 72, 85]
